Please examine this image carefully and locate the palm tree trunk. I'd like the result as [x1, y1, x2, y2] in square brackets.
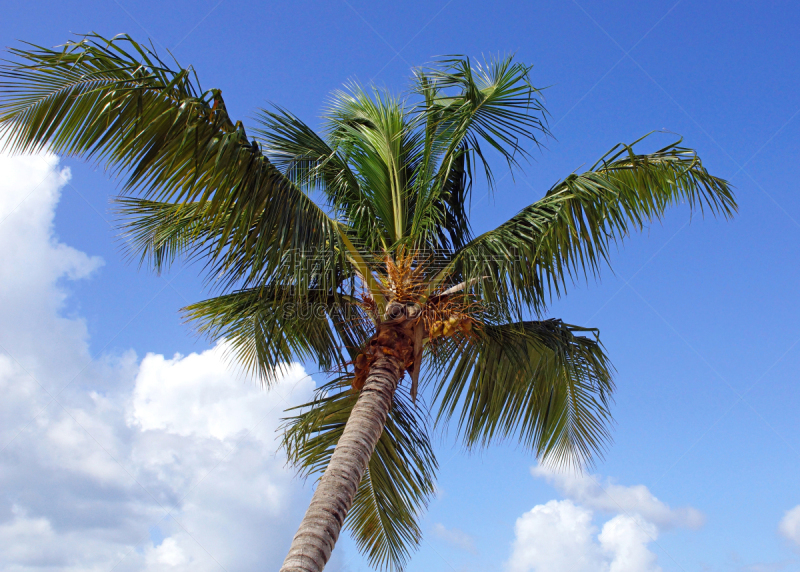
[279, 354, 404, 572]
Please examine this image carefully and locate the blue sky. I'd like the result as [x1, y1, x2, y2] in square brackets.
[1, 1, 799, 571]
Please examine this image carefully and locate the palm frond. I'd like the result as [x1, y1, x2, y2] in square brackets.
[114, 196, 353, 297]
[429, 319, 614, 469]
[0, 33, 346, 292]
[431, 137, 737, 316]
[324, 85, 424, 249]
[408, 144, 474, 255]
[282, 380, 437, 572]
[182, 287, 370, 385]
[253, 106, 362, 211]
[412, 54, 549, 193]
[407, 55, 548, 254]
[435, 147, 473, 251]
[115, 197, 220, 273]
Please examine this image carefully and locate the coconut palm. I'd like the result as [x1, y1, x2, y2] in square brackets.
[0, 34, 735, 572]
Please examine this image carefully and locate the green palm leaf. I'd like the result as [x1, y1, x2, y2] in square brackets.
[0, 33, 346, 293]
[413, 55, 549, 191]
[431, 137, 736, 316]
[114, 196, 354, 297]
[253, 107, 363, 215]
[429, 319, 614, 469]
[407, 55, 549, 254]
[324, 86, 424, 249]
[182, 287, 370, 385]
[407, 144, 474, 254]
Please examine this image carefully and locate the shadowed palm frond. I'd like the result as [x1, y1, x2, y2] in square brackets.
[428, 319, 614, 469]
[408, 145, 474, 255]
[0, 33, 346, 292]
[434, 147, 473, 252]
[431, 137, 737, 317]
[253, 106, 362, 211]
[282, 380, 438, 572]
[114, 197, 353, 295]
[182, 287, 370, 385]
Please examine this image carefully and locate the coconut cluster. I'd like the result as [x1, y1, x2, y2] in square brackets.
[428, 314, 473, 339]
[349, 250, 481, 395]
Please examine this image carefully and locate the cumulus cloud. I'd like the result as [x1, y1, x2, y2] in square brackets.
[508, 500, 603, 572]
[779, 505, 800, 548]
[506, 466, 704, 572]
[432, 522, 477, 554]
[507, 500, 662, 572]
[599, 515, 660, 572]
[130, 344, 308, 442]
[531, 465, 704, 529]
[0, 148, 320, 571]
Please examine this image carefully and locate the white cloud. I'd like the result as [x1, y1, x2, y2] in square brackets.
[779, 505, 800, 547]
[0, 148, 322, 571]
[506, 466, 704, 572]
[599, 515, 660, 572]
[507, 500, 663, 572]
[130, 343, 309, 442]
[0, 151, 102, 392]
[531, 465, 704, 529]
[432, 522, 477, 554]
[146, 537, 188, 567]
[508, 500, 603, 572]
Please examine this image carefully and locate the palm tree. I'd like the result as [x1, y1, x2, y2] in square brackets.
[0, 34, 735, 572]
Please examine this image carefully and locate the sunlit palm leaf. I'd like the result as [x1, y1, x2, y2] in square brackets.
[325, 86, 424, 249]
[432, 137, 736, 316]
[413, 55, 549, 191]
[0, 33, 346, 292]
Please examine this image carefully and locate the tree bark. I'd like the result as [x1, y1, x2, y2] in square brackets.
[279, 354, 404, 572]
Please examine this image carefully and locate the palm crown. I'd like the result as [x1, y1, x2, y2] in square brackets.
[0, 34, 736, 572]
